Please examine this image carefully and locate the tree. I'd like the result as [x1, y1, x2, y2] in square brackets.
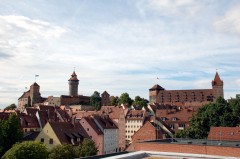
[119, 93, 133, 107]
[4, 104, 17, 110]
[110, 96, 119, 106]
[76, 139, 98, 157]
[0, 113, 23, 157]
[132, 96, 148, 109]
[175, 97, 240, 139]
[48, 144, 77, 159]
[2, 141, 48, 159]
[90, 91, 102, 110]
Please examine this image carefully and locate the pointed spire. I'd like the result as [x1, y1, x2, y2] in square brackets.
[212, 71, 223, 86]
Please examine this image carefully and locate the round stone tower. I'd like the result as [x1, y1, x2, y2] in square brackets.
[30, 82, 41, 106]
[68, 71, 79, 97]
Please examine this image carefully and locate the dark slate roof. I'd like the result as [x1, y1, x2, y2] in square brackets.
[18, 90, 30, 100]
[49, 121, 89, 145]
[149, 84, 165, 90]
[23, 131, 40, 141]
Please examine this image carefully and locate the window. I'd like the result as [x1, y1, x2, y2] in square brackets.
[169, 124, 175, 129]
[179, 123, 185, 128]
[40, 138, 44, 143]
[172, 117, 177, 121]
[49, 138, 53, 144]
[161, 117, 166, 121]
[87, 128, 89, 131]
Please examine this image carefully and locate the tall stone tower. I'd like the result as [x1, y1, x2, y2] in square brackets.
[68, 71, 79, 97]
[212, 72, 224, 101]
[30, 82, 41, 106]
[101, 91, 110, 106]
[149, 84, 165, 103]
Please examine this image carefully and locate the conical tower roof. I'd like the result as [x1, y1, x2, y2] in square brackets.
[212, 72, 223, 86]
[68, 71, 79, 81]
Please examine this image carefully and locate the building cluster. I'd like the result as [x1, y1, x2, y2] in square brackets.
[1, 71, 236, 156]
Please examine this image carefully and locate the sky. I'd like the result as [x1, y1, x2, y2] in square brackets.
[0, 0, 240, 109]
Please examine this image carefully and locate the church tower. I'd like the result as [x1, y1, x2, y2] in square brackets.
[30, 82, 41, 106]
[212, 71, 224, 101]
[68, 71, 79, 97]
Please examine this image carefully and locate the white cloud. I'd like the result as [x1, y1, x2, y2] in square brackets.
[148, 0, 201, 17]
[213, 5, 240, 35]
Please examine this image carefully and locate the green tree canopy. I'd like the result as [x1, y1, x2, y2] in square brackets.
[2, 141, 48, 159]
[110, 96, 119, 106]
[119, 93, 133, 107]
[48, 144, 77, 159]
[4, 104, 17, 110]
[76, 139, 98, 157]
[90, 91, 102, 110]
[132, 96, 148, 109]
[0, 113, 23, 157]
[175, 97, 240, 139]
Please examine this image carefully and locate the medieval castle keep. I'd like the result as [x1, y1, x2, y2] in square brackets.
[149, 72, 224, 106]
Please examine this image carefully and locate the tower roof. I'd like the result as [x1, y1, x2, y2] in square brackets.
[149, 84, 165, 91]
[68, 71, 79, 81]
[212, 72, 223, 86]
[31, 82, 39, 87]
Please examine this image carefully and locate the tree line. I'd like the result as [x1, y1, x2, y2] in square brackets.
[175, 97, 240, 139]
[90, 91, 148, 110]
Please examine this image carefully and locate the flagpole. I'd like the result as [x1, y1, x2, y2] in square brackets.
[35, 75, 39, 83]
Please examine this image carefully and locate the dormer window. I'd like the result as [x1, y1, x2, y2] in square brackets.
[172, 117, 177, 121]
[161, 117, 166, 121]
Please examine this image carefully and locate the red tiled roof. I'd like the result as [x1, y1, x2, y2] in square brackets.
[81, 116, 103, 135]
[126, 110, 145, 120]
[68, 71, 79, 81]
[208, 127, 240, 141]
[93, 114, 118, 129]
[212, 72, 223, 86]
[100, 106, 124, 119]
[73, 111, 96, 119]
[19, 114, 40, 129]
[156, 106, 196, 123]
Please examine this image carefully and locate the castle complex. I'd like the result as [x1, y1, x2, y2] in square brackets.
[149, 72, 224, 106]
[18, 71, 90, 111]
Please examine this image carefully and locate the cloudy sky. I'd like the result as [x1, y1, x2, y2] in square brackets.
[0, 0, 240, 108]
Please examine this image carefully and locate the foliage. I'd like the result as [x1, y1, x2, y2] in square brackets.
[132, 96, 148, 109]
[175, 97, 240, 139]
[1, 141, 48, 159]
[110, 96, 119, 106]
[48, 144, 77, 159]
[0, 114, 23, 157]
[119, 93, 133, 107]
[90, 91, 102, 110]
[4, 104, 17, 110]
[76, 139, 98, 157]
